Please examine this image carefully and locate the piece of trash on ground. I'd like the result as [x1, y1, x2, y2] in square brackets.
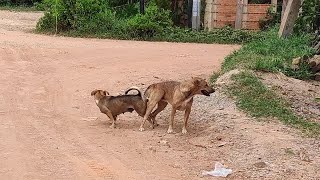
[202, 162, 232, 177]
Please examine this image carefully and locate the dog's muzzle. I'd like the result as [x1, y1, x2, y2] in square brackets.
[201, 90, 211, 96]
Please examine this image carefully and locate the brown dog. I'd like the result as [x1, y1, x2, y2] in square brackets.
[91, 87, 148, 128]
[140, 77, 215, 134]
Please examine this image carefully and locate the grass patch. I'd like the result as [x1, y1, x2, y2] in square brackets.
[229, 71, 320, 137]
[36, 26, 261, 45]
[0, 5, 37, 11]
[221, 28, 315, 79]
[209, 71, 221, 85]
[212, 27, 319, 137]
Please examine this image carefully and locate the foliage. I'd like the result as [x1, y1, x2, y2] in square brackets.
[108, 0, 139, 7]
[37, 0, 263, 44]
[37, 0, 116, 33]
[229, 71, 320, 137]
[126, 2, 173, 39]
[155, 26, 262, 44]
[112, 2, 139, 19]
[294, 0, 320, 34]
[221, 28, 315, 79]
[0, 0, 41, 6]
[259, 5, 281, 31]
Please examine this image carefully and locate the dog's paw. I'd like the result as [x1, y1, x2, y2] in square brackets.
[139, 127, 145, 132]
[167, 128, 174, 134]
[109, 124, 115, 128]
[181, 128, 188, 134]
[153, 121, 159, 127]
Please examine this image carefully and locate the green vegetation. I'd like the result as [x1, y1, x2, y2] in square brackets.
[294, 0, 320, 34]
[35, 0, 260, 44]
[221, 28, 315, 80]
[0, 0, 42, 11]
[212, 28, 319, 137]
[0, 4, 37, 11]
[229, 71, 320, 137]
[211, 0, 319, 137]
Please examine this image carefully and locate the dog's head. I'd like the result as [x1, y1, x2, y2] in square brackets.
[181, 77, 215, 96]
[91, 90, 109, 104]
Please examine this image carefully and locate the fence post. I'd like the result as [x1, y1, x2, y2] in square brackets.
[235, 0, 244, 29]
[271, 0, 277, 13]
[278, 0, 301, 37]
[242, 0, 248, 29]
[281, 0, 288, 21]
[192, 0, 201, 30]
[204, 0, 213, 30]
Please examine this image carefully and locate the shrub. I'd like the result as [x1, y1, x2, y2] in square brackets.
[0, 0, 41, 6]
[127, 3, 173, 39]
[294, 0, 320, 34]
[37, 0, 116, 33]
[37, 0, 261, 44]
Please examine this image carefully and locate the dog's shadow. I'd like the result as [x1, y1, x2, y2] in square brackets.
[87, 110, 208, 135]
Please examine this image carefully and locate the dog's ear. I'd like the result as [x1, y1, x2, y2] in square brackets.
[180, 81, 193, 93]
[192, 77, 201, 85]
[91, 90, 98, 96]
[103, 91, 109, 96]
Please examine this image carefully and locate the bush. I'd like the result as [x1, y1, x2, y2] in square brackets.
[0, 0, 41, 6]
[127, 3, 173, 39]
[259, 5, 281, 31]
[294, 0, 320, 34]
[37, 0, 261, 44]
[37, 0, 116, 33]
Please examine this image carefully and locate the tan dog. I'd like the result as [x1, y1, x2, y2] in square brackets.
[91, 87, 148, 128]
[140, 77, 215, 134]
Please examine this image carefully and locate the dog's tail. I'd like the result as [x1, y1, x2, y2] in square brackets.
[125, 86, 144, 99]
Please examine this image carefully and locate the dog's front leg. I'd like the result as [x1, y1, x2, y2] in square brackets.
[182, 100, 193, 134]
[182, 106, 191, 134]
[167, 107, 177, 134]
[106, 111, 116, 128]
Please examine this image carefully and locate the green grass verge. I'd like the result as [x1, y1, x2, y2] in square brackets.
[36, 26, 261, 45]
[229, 71, 320, 137]
[221, 28, 315, 79]
[211, 28, 319, 137]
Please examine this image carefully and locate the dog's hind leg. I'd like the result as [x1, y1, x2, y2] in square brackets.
[140, 101, 158, 131]
[150, 101, 168, 127]
[140, 93, 164, 131]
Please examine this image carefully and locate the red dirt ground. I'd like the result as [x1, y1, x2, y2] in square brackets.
[1, 10, 319, 180]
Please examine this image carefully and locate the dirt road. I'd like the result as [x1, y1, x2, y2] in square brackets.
[0, 10, 237, 179]
[1, 10, 319, 180]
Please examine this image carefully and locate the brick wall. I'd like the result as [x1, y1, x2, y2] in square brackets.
[205, 0, 271, 30]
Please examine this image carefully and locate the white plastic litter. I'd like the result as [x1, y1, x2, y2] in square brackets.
[202, 162, 232, 177]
